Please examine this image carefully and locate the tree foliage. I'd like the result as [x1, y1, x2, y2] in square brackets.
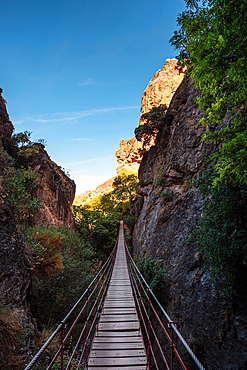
[112, 170, 139, 203]
[170, 0, 247, 293]
[73, 171, 138, 259]
[27, 225, 94, 328]
[135, 105, 168, 150]
[193, 170, 247, 294]
[0, 139, 41, 223]
[170, 0, 247, 186]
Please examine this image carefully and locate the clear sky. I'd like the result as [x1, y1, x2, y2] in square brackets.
[1, 0, 186, 194]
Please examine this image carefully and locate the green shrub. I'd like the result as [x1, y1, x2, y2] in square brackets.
[192, 171, 247, 295]
[124, 215, 137, 230]
[161, 190, 174, 201]
[0, 138, 41, 224]
[26, 227, 65, 277]
[28, 226, 94, 328]
[136, 256, 166, 299]
[154, 164, 166, 187]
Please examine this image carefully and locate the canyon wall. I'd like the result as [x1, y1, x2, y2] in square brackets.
[28, 145, 76, 229]
[115, 137, 142, 174]
[131, 75, 247, 369]
[0, 87, 75, 316]
[0, 88, 14, 150]
[139, 58, 185, 125]
[115, 59, 185, 176]
[0, 87, 76, 230]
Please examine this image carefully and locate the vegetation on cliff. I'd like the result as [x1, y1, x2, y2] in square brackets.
[0, 133, 41, 223]
[171, 0, 247, 186]
[27, 225, 94, 328]
[73, 170, 138, 259]
[170, 0, 247, 293]
[135, 104, 168, 150]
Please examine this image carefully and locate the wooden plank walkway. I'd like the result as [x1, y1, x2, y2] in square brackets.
[88, 221, 148, 370]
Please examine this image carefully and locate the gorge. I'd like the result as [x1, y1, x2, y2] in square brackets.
[0, 56, 247, 369]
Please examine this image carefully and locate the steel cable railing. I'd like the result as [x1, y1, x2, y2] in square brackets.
[24, 235, 118, 370]
[125, 239, 206, 370]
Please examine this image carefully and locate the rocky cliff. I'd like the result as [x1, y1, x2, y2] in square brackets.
[28, 145, 76, 229]
[131, 76, 247, 369]
[0, 188, 31, 313]
[0, 86, 76, 329]
[0, 88, 14, 151]
[140, 58, 185, 125]
[115, 137, 142, 174]
[0, 87, 76, 230]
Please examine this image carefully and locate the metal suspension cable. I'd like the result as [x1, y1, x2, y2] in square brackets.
[129, 264, 161, 370]
[125, 240, 206, 370]
[25, 236, 118, 370]
[74, 261, 114, 370]
[129, 261, 170, 370]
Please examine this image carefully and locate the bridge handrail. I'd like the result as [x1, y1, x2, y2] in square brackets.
[24, 236, 119, 370]
[125, 241, 205, 370]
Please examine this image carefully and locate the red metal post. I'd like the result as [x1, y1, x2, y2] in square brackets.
[85, 288, 90, 369]
[170, 324, 174, 370]
[147, 288, 151, 368]
[61, 323, 65, 370]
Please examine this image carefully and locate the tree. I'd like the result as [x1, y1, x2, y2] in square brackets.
[170, 0, 247, 293]
[73, 171, 138, 258]
[170, 0, 247, 186]
[135, 105, 168, 150]
[112, 170, 139, 203]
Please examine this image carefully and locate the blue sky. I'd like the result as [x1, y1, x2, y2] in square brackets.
[1, 0, 186, 194]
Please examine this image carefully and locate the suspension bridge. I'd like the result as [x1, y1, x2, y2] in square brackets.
[25, 221, 205, 370]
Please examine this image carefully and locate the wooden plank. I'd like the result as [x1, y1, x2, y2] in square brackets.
[88, 357, 147, 366]
[105, 294, 134, 298]
[100, 314, 138, 322]
[95, 331, 141, 337]
[98, 321, 140, 331]
[88, 221, 147, 369]
[103, 302, 136, 308]
[93, 337, 143, 343]
[102, 308, 137, 314]
[90, 349, 146, 358]
[91, 343, 144, 350]
[89, 368, 147, 370]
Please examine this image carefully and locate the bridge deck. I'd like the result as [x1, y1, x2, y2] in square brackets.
[88, 221, 147, 370]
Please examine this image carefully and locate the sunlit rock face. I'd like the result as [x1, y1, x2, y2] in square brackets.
[131, 75, 247, 369]
[139, 58, 185, 125]
[28, 145, 76, 229]
[116, 59, 185, 175]
[115, 137, 142, 174]
[0, 87, 76, 229]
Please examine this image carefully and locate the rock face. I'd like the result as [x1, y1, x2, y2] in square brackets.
[131, 76, 247, 369]
[0, 187, 31, 312]
[28, 145, 76, 229]
[0, 88, 14, 150]
[140, 59, 185, 125]
[115, 137, 142, 174]
[0, 87, 75, 229]
[115, 59, 185, 176]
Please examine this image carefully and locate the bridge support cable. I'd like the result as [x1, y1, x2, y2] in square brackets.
[24, 235, 119, 370]
[125, 240, 206, 370]
[87, 220, 148, 369]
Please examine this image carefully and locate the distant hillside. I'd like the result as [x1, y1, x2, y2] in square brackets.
[74, 177, 115, 205]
